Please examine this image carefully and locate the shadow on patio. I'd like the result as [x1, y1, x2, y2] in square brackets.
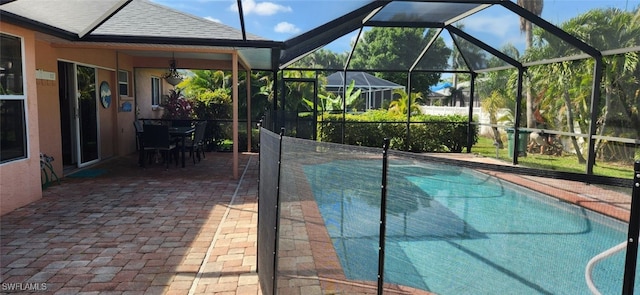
[1, 151, 260, 294]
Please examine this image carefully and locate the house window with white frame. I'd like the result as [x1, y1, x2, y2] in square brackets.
[118, 70, 129, 97]
[0, 33, 27, 164]
[151, 77, 161, 106]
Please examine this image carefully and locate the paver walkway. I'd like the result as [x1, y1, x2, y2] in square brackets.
[1, 152, 260, 295]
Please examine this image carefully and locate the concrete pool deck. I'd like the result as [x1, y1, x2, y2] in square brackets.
[425, 153, 632, 222]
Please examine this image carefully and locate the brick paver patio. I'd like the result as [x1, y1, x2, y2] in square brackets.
[1, 152, 259, 295]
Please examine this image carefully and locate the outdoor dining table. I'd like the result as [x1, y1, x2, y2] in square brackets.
[169, 126, 195, 168]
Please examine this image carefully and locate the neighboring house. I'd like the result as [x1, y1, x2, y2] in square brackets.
[0, 0, 280, 215]
[325, 72, 405, 110]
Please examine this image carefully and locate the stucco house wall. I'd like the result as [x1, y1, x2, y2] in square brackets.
[0, 23, 42, 215]
[135, 68, 168, 120]
[1, 23, 142, 215]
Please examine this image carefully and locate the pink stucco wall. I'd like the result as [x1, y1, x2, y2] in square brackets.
[0, 24, 42, 216]
[1, 24, 138, 215]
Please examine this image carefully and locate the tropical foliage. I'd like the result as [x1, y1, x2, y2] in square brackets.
[476, 6, 640, 165]
[349, 27, 450, 92]
[527, 7, 640, 163]
[308, 80, 362, 112]
[387, 89, 423, 116]
[161, 89, 194, 120]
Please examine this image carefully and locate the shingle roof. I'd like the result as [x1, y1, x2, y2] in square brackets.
[326, 72, 405, 91]
[93, 0, 265, 41]
[1, 0, 123, 34]
[1, 0, 265, 41]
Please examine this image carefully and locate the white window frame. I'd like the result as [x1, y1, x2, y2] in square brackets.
[151, 76, 162, 106]
[118, 70, 129, 97]
[0, 32, 28, 165]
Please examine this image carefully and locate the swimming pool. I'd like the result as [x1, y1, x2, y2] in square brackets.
[304, 159, 637, 294]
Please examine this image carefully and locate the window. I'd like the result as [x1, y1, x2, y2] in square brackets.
[151, 77, 161, 106]
[1, 33, 27, 163]
[118, 70, 129, 96]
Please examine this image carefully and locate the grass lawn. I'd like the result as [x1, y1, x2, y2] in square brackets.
[472, 136, 634, 179]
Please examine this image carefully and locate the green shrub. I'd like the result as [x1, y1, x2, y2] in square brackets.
[317, 111, 477, 153]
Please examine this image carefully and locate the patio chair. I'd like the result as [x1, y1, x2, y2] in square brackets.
[141, 124, 178, 169]
[178, 121, 207, 164]
[134, 120, 146, 166]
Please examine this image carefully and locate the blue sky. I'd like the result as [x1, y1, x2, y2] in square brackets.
[151, 0, 640, 53]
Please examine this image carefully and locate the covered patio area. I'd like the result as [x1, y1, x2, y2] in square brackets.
[0, 152, 260, 294]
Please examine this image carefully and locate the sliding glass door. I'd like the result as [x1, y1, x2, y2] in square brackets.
[59, 62, 99, 168]
[75, 65, 99, 166]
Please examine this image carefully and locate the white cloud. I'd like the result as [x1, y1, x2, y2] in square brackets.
[230, 0, 292, 16]
[462, 14, 518, 38]
[204, 16, 221, 23]
[274, 22, 300, 34]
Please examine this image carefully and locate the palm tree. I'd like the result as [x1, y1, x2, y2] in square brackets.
[571, 8, 640, 161]
[478, 44, 521, 148]
[528, 7, 640, 163]
[517, 0, 544, 128]
[388, 89, 423, 115]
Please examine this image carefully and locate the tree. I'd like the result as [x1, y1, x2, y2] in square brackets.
[309, 80, 362, 113]
[349, 27, 450, 92]
[388, 89, 423, 116]
[290, 49, 347, 69]
[518, 0, 544, 128]
[478, 44, 521, 148]
[529, 7, 640, 162]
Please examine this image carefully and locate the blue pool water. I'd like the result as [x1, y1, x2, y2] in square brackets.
[304, 159, 637, 295]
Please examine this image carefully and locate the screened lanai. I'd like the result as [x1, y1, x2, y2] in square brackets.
[268, 0, 639, 180]
[259, 2, 640, 295]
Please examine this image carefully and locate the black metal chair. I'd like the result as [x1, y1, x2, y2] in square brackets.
[141, 124, 178, 169]
[178, 121, 207, 164]
[134, 120, 146, 166]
